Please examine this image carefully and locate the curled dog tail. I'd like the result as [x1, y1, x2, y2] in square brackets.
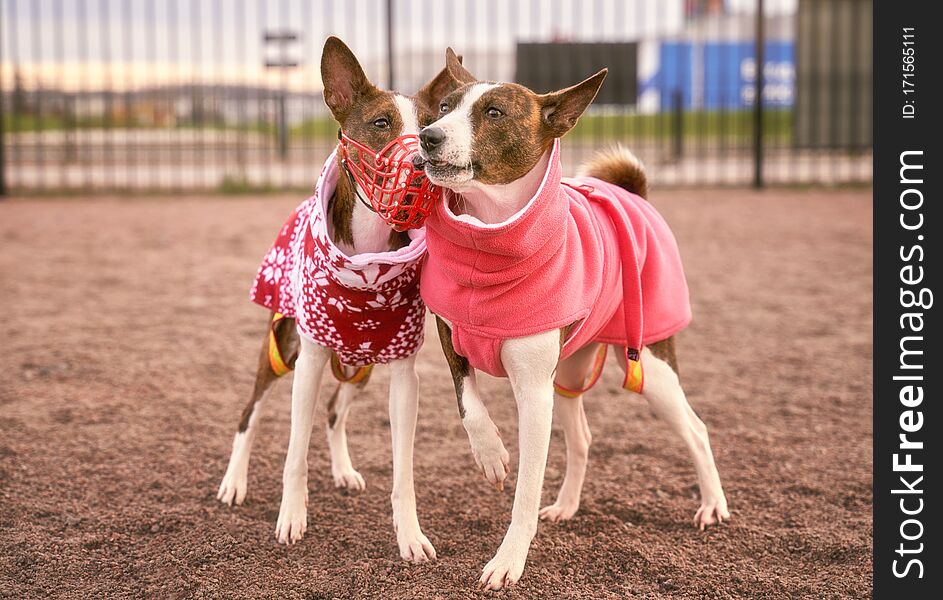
[578, 145, 648, 199]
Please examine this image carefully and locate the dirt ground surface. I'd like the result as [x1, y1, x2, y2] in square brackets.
[0, 186, 872, 599]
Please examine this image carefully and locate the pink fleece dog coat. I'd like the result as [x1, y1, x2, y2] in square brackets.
[250, 150, 427, 367]
[421, 140, 691, 392]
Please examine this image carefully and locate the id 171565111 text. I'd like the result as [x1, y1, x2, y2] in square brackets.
[902, 27, 916, 118]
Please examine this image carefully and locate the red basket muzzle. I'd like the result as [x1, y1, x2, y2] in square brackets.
[338, 132, 441, 231]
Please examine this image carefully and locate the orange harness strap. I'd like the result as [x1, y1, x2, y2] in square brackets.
[552, 344, 645, 397]
[330, 353, 374, 385]
[623, 350, 644, 394]
[268, 313, 293, 377]
[553, 344, 609, 398]
[268, 313, 373, 383]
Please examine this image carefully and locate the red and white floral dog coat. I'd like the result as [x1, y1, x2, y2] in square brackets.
[249, 150, 427, 367]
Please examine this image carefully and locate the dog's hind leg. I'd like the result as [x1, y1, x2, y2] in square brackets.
[325, 373, 368, 491]
[618, 341, 729, 530]
[539, 343, 600, 522]
[275, 337, 332, 544]
[218, 313, 299, 506]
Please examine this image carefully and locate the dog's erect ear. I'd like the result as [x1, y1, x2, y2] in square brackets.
[538, 69, 607, 139]
[445, 47, 477, 85]
[415, 57, 465, 110]
[320, 36, 377, 119]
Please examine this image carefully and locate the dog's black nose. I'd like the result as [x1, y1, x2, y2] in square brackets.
[419, 127, 445, 151]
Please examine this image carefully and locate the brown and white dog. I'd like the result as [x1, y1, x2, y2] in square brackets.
[216, 37, 456, 562]
[416, 50, 730, 589]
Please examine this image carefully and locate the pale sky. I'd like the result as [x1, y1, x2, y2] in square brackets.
[1, 0, 797, 91]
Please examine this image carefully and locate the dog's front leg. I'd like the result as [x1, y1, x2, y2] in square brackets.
[388, 353, 437, 563]
[479, 330, 559, 591]
[461, 369, 512, 490]
[435, 316, 510, 490]
[275, 338, 331, 544]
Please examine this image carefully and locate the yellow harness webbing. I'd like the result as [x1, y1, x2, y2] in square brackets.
[552, 344, 644, 397]
[553, 344, 608, 398]
[330, 353, 373, 384]
[623, 352, 644, 394]
[268, 313, 293, 377]
[267, 313, 373, 383]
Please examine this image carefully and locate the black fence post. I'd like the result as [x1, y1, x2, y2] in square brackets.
[672, 88, 683, 161]
[263, 31, 300, 162]
[386, 0, 395, 90]
[0, 4, 5, 197]
[277, 94, 288, 160]
[0, 67, 5, 197]
[753, 0, 765, 188]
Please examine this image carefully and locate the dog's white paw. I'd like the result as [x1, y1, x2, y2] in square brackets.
[275, 485, 308, 544]
[396, 525, 437, 563]
[478, 540, 529, 591]
[693, 495, 730, 531]
[465, 418, 511, 491]
[539, 500, 579, 522]
[218, 432, 252, 506]
[216, 469, 248, 506]
[332, 468, 366, 491]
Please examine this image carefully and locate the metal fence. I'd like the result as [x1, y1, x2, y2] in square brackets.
[0, 0, 872, 194]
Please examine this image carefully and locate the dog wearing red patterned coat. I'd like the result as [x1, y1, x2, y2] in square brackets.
[216, 37, 459, 562]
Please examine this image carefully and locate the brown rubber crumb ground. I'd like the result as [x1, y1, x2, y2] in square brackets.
[0, 188, 872, 598]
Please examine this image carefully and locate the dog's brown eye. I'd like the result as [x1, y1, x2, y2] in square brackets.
[486, 107, 503, 119]
[373, 118, 390, 129]
[439, 102, 449, 113]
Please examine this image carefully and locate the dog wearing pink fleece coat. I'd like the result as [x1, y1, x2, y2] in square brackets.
[421, 138, 691, 386]
[414, 49, 729, 590]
